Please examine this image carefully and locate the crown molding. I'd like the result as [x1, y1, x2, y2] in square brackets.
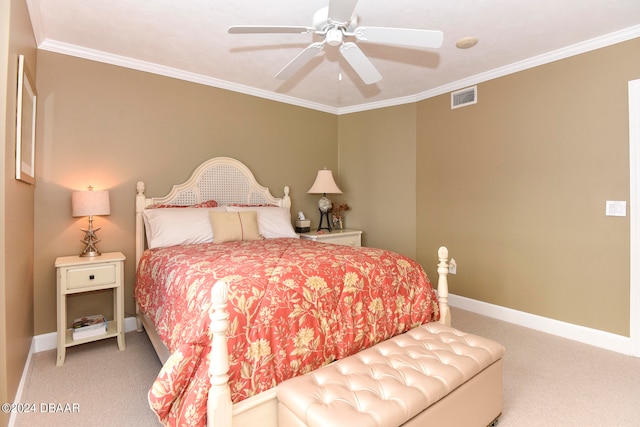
[35, 25, 640, 116]
[411, 24, 640, 106]
[38, 40, 340, 115]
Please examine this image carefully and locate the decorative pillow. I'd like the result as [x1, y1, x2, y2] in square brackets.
[147, 199, 218, 209]
[225, 206, 298, 239]
[142, 207, 226, 249]
[209, 211, 263, 243]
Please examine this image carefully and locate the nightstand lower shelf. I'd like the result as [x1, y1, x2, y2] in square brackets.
[64, 320, 123, 348]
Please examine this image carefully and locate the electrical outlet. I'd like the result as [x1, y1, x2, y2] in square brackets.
[449, 258, 457, 275]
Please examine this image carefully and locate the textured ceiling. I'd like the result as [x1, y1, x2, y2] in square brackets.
[26, 0, 640, 114]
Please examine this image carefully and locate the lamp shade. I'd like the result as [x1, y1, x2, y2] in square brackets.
[72, 189, 111, 217]
[307, 170, 343, 194]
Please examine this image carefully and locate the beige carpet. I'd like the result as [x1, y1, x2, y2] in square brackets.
[451, 308, 640, 426]
[13, 331, 162, 427]
[13, 309, 640, 426]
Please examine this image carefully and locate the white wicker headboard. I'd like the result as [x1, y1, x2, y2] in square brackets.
[135, 157, 291, 265]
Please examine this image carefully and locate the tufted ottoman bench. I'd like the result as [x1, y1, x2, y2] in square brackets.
[277, 323, 505, 427]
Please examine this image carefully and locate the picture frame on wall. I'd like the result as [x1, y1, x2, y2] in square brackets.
[15, 54, 37, 185]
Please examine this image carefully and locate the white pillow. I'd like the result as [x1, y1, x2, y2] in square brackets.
[143, 207, 226, 249]
[225, 206, 299, 239]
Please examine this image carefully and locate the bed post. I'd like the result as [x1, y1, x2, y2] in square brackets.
[208, 280, 232, 427]
[135, 181, 147, 332]
[437, 246, 451, 326]
[135, 181, 147, 266]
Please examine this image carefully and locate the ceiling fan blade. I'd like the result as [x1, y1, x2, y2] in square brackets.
[354, 27, 444, 48]
[339, 42, 381, 85]
[328, 0, 359, 24]
[275, 42, 325, 80]
[228, 25, 315, 34]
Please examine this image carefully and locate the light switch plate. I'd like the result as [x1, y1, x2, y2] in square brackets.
[606, 201, 627, 217]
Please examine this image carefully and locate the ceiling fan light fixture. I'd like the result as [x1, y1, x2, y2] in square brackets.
[456, 36, 478, 49]
[326, 27, 343, 46]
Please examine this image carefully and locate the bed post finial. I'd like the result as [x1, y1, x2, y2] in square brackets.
[208, 280, 232, 426]
[282, 185, 292, 209]
[437, 246, 451, 326]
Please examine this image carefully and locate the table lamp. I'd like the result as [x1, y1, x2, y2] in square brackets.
[307, 169, 342, 232]
[71, 186, 111, 257]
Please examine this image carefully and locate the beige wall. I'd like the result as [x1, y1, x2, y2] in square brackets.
[1, 0, 37, 423]
[33, 51, 338, 334]
[26, 29, 640, 342]
[416, 38, 640, 336]
[338, 104, 417, 258]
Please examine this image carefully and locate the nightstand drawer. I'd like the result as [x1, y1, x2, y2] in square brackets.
[67, 264, 116, 289]
[299, 229, 362, 247]
[322, 235, 361, 246]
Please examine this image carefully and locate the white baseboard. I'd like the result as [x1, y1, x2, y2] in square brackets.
[8, 340, 36, 427]
[33, 316, 139, 352]
[10, 302, 634, 427]
[449, 294, 634, 355]
[28, 304, 634, 356]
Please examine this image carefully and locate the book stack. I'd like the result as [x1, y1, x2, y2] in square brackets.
[72, 314, 107, 340]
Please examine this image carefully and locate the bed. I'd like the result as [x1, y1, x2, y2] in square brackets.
[134, 157, 452, 427]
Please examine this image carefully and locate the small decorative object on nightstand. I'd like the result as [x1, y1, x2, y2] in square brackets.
[299, 229, 362, 247]
[307, 169, 342, 232]
[55, 252, 125, 366]
[71, 186, 111, 257]
[332, 203, 350, 230]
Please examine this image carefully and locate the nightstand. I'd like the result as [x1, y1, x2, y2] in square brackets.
[55, 251, 126, 366]
[299, 229, 362, 247]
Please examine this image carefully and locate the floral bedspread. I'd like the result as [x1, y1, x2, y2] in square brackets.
[135, 238, 439, 426]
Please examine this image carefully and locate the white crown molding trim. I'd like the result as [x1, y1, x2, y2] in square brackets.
[37, 40, 340, 115]
[337, 94, 420, 115]
[34, 24, 640, 116]
[449, 294, 633, 356]
[411, 25, 640, 106]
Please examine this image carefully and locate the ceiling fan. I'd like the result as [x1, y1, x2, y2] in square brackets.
[228, 0, 443, 85]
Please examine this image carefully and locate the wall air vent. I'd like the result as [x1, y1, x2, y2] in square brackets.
[451, 86, 477, 109]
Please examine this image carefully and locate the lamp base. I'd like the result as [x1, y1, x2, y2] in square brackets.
[317, 209, 332, 232]
[79, 217, 103, 257]
[79, 249, 101, 257]
[79, 237, 102, 256]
